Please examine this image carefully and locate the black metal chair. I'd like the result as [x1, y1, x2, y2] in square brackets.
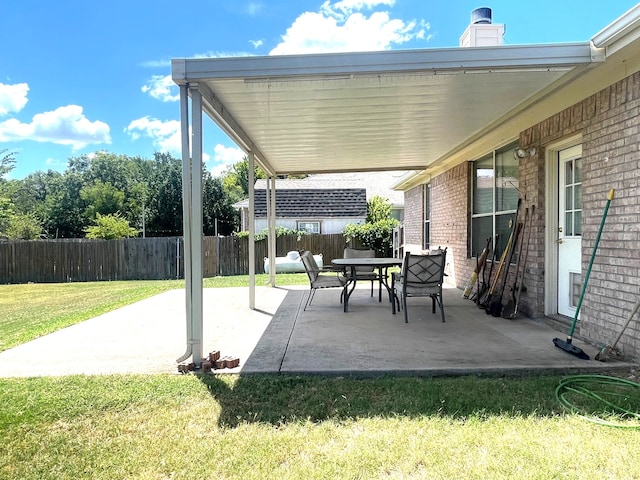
[392, 248, 447, 323]
[343, 247, 379, 298]
[300, 251, 348, 310]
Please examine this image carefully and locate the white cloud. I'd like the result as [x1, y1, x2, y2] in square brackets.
[125, 116, 181, 153]
[250, 39, 264, 49]
[141, 75, 180, 102]
[270, 0, 426, 55]
[0, 82, 29, 116]
[245, 2, 265, 16]
[125, 116, 214, 163]
[141, 59, 171, 68]
[45, 156, 67, 170]
[320, 0, 395, 19]
[0, 104, 111, 150]
[211, 144, 245, 176]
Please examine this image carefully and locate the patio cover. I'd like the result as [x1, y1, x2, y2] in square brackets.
[171, 42, 603, 365]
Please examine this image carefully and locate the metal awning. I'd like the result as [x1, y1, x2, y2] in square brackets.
[172, 43, 599, 177]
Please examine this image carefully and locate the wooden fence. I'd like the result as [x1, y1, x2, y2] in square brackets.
[0, 234, 361, 284]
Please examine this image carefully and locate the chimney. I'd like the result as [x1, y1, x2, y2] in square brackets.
[459, 7, 505, 47]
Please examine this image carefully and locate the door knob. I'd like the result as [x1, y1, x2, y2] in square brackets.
[556, 238, 563, 244]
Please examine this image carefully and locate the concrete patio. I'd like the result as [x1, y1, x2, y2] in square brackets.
[0, 284, 636, 378]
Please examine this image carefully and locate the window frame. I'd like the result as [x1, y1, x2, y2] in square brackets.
[470, 142, 520, 259]
[423, 183, 431, 250]
[296, 220, 321, 234]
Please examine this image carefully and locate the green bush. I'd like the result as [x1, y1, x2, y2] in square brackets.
[5, 212, 43, 240]
[343, 196, 398, 256]
[343, 218, 398, 257]
[235, 226, 306, 241]
[85, 213, 139, 239]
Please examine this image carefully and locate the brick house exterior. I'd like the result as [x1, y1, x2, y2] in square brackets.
[401, 71, 640, 360]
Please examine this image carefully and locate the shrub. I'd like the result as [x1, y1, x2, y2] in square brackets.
[85, 213, 139, 239]
[343, 218, 399, 257]
[235, 226, 306, 241]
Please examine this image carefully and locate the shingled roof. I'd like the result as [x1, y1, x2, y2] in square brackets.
[254, 171, 406, 207]
[254, 188, 367, 218]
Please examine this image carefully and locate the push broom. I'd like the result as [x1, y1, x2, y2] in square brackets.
[553, 188, 614, 360]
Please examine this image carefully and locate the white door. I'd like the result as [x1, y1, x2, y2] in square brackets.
[557, 145, 582, 317]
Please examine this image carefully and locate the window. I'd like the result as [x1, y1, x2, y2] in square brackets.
[424, 183, 431, 250]
[471, 142, 519, 258]
[563, 157, 582, 236]
[297, 221, 320, 234]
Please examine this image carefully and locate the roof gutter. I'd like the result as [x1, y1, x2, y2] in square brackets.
[591, 4, 640, 56]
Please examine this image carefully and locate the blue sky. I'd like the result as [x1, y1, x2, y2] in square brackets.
[1, 0, 638, 179]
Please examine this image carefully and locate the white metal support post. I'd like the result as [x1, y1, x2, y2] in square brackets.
[267, 176, 277, 286]
[248, 151, 256, 310]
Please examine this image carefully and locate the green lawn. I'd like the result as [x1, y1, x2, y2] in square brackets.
[1, 373, 639, 479]
[1, 276, 638, 478]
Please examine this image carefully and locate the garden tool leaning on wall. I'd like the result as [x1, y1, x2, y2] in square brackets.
[553, 189, 614, 360]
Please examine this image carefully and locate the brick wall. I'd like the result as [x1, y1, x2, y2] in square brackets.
[431, 163, 470, 285]
[402, 72, 640, 359]
[402, 165, 470, 286]
[520, 71, 640, 357]
[403, 186, 424, 249]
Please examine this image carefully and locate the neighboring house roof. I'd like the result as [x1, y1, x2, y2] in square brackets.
[254, 171, 406, 208]
[253, 188, 367, 218]
[233, 171, 406, 210]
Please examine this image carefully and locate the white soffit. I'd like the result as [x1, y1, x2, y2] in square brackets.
[172, 43, 596, 176]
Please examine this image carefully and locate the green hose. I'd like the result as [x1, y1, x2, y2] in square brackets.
[555, 374, 640, 428]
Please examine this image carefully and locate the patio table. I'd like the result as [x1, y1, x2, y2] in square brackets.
[331, 257, 402, 312]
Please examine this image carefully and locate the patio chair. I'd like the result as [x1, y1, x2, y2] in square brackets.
[343, 247, 379, 297]
[301, 251, 349, 311]
[391, 248, 447, 323]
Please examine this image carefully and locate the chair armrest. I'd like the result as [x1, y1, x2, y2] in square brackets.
[321, 264, 343, 272]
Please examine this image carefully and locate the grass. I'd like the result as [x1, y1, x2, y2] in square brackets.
[1, 373, 639, 479]
[1, 275, 638, 478]
[0, 273, 308, 352]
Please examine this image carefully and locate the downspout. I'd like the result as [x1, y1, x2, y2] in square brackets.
[248, 151, 256, 310]
[176, 85, 204, 365]
[189, 87, 204, 363]
[176, 83, 194, 364]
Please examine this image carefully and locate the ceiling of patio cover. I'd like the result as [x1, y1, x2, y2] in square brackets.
[171, 43, 597, 176]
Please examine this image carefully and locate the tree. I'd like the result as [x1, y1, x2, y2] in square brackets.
[67, 152, 148, 228]
[0, 197, 13, 237]
[0, 149, 16, 180]
[43, 172, 87, 238]
[203, 174, 238, 236]
[367, 195, 393, 223]
[80, 180, 125, 220]
[343, 196, 399, 256]
[145, 152, 184, 236]
[85, 213, 138, 239]
[4, 213, 42, 240]
[220, 156, 266, 203]
[1, 150, 240, 238]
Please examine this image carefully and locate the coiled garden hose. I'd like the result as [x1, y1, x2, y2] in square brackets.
[555, 374, 640, 428]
